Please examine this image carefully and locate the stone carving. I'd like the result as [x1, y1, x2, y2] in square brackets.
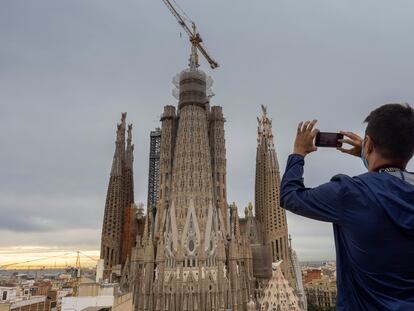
[258, 261, 303, 311]
[101, 73, 303, 310]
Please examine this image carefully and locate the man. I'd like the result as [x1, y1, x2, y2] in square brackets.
[280, 103, 414, 311]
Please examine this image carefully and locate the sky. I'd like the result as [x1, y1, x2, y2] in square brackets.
[1, 0, 414, 267]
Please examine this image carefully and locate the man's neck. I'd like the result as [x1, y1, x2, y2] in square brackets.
[369, 157, 406, 172]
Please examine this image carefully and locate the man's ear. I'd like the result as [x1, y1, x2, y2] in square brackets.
[366, 135, 375, 154]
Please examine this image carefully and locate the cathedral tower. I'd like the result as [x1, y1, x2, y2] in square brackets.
[132, 68, 252, 311]
[254, 105, 296, 287]
[100, 113, 135, 278]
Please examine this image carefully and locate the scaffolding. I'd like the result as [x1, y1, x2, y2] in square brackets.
[147, 128, 161, 214]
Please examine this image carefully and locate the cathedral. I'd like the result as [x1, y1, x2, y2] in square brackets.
[100, 66, 306, 310]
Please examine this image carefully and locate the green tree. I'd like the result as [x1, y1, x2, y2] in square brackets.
[308, 304, 335, 311]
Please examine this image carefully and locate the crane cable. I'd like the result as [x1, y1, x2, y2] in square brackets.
[78, 251, 99, 262]
[0, 252, 76, 269]
[0, 251, 98, 269]
[170, 0, 192, 24]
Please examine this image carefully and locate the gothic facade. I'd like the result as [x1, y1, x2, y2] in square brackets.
[100, 70, 305, 310]
[129, 68, 253, 311]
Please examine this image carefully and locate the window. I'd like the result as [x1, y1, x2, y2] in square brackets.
[2, 291, 7, 301]
[189, 239, 195, 252]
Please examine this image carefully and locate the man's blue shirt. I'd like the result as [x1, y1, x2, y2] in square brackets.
[280, 154, 414, 311]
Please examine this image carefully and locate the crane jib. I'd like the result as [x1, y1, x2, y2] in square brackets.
[161, 0, 219, 69]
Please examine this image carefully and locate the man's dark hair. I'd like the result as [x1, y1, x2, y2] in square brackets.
[364, 103, 414, 161]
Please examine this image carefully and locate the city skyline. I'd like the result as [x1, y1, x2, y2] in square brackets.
[1, 0, 414, 268]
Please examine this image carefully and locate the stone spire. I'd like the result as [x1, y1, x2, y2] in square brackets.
[133, 68, 252, 311]
[254, 105, 297, 288]
[258, 261, 304, 311]
[168, 70, 215, 237]
[110, 118, 126, 176]
[228, 203, 242, 311]
[124, 123, 134, 206]
[143, 212, 155, 311]
[100, 112, 136, 279]
[291, 248, 307, 310]
[209, 105, 228, 231]
[120, 123, 136, 266]
[126, 125, 134, 166]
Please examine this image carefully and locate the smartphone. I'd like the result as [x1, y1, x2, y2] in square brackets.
[315, 132, 344, 148]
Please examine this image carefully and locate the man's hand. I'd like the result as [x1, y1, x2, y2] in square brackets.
[337, 131, 363, 157]
[294, 120, 319, 157]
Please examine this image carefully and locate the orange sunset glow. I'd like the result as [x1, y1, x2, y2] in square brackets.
[0, 247, 99, 269]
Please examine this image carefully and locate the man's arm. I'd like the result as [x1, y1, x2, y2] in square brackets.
[280, 154, 345, 223]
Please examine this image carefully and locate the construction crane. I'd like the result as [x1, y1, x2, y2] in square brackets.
[72, 251, 81, 296]
[162, 0, 219, 70]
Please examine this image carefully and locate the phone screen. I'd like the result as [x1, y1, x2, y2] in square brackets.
[315, 132, 343, 148]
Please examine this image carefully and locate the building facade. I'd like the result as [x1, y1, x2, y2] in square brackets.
[305, 277, 337, 309]
[99, 67, 305, 310]
[130, 68, 252, 311]
[1, 295, 56, 311]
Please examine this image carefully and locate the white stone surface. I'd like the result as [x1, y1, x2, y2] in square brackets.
[61, 296, 114, 311]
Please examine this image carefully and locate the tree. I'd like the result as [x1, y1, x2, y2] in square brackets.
[308, 304, 335, 311]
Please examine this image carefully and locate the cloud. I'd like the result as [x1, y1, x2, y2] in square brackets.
[0, 192, 103, 233]
[0, 229, 100, 249]
[287, 213, 336, 261]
